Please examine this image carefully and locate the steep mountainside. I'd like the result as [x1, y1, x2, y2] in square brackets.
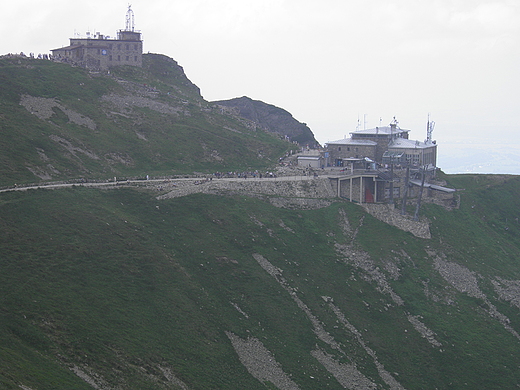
[2, 51, 520, 390]
[0, 54, 294, 187]
[213, 96, 318, 146]
[1, 173, 520, 389]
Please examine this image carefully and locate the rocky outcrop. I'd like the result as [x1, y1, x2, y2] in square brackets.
[213, 96, 317, 146]
[101, 93, 182, 116]
[362, 203, 431, 239]
[20, 94, 97, 130]
[226, 331, 300, 390]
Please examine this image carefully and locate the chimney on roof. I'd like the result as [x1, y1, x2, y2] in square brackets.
[390, 116, 398, 136]
[390, 123, 397, 142]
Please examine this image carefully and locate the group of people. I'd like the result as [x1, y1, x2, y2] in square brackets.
[212, 171, 277, 179]
[2, 52, 51, 60]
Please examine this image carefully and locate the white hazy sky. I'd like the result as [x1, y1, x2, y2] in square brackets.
[2, 0, 519, 173]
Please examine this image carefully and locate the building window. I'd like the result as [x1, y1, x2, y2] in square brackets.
[109, 55, 112, 61]
[117, 55, 120, 61]
[338, 147, 341, 151]
[385, 187, 401, 199]
[126, 44, 129, 50]
[126, 56, 129, 61]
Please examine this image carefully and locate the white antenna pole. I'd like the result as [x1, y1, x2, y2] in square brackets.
[426, 113, 435, 143]
[125, 5, 135, 32]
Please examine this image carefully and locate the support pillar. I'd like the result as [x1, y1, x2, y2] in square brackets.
[350, 177, 353, 202]
[359, 177, 363, 203]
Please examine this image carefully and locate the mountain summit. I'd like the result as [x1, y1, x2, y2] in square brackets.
[0, 53, 300, 186]
[214, 96, 318, 147]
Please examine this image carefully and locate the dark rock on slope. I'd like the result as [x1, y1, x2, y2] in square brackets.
[213, 96, 318, 147]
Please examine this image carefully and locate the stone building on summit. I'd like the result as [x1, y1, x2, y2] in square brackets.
[51, 6, 142, 71]
[324, 120, 437, 169]
[325, 118, 450, 205]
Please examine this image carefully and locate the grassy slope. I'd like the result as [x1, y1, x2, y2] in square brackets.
[0, 55, 292, 187]
[0, 174, 520, 389]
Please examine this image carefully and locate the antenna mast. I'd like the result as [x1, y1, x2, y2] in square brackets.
[426, 114, 435, 143]
[125, 5, 135, 32]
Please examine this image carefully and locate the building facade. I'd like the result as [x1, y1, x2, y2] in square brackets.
[324, 123, 411, 167]
[385, 138, 437, 167]
[324, 138, 377, 167]
[324, 120, 443, 204]
[51, 7, 142, 71]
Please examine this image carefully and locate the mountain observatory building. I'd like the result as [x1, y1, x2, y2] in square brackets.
[51, 6, 143, 71]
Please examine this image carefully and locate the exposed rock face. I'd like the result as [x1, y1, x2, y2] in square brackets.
[20, 95, 97, 130]
[252, 252, 405, 390]
[430, 251, 520, 341]
[407, 315, 442, 347]
[101, 94, 182, 116]
[213, 96, 317, 146]
[362, 203, 431, 239]
[226, 331, 301, 390]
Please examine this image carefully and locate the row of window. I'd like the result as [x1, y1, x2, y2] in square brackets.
[403, 152, 435, 165]
[63, 49, 140, 62]
[88, 43, 139, 51]
[384, 187, 401, 199]
[108, 55, 139, 62]
[337, 146, 359, 152]
[111, 43, 139, 51]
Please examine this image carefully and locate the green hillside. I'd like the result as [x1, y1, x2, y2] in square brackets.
[2, 53, 520, 390]
[0, 54, 294, 187]
[1, 173, 520, 389]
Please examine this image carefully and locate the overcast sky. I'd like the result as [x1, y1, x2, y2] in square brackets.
[2, 0, 519, 173]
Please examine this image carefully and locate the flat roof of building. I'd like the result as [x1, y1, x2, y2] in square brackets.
[326, 138, 377, 146]
[51, 44, 84, 52]
[389, 138, 436, 150]
[297, 156, 321, 160]
[350, 126, 410, 136]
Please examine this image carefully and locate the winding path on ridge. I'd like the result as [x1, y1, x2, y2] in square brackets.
[0, 175, 323, 193]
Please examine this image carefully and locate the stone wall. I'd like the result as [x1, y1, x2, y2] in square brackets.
[154, 175, 435, 236]
[157, 177, 336, 209]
